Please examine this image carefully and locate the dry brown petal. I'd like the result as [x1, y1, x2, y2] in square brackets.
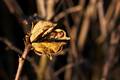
[30, 20, 57, 42]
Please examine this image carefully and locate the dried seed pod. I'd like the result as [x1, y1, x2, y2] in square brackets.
[30, 20, 57, 42]
[30, 20, 70, 60]
[32, 42, 66, 60]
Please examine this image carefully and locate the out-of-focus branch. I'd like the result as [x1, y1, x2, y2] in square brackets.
[70, 27, 78, 59]
[37, 55, 48, 80]
[55, 59, 85, 76]
[54, 5, 82, 21]
[68, 0, 85, 58]
[108, 0, 120, 31]
[79, 0, 85, 8]
[3, 0, 31, 33]
[101, 31, 120, 80]
[46, 0, 55, 20]
[63, 0, 85, 79]
[62, 8, 73, 79]
[97, 0, 117, 44]
[64, 48, 73, 80]
[3, 0, 24, 17]
[36, 0, 46, 18]
[97, 0, 107, 43]
[55, 63, 73, 77]
[105, 0, 117, 21]
[0, 37, 33, 65]
[78, 0, 97, 49]
[0, 37, 22, 54]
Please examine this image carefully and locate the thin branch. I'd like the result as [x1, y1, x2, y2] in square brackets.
[15, 44, 31, 80]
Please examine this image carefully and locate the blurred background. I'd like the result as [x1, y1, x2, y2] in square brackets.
[0, 0, 120, 80]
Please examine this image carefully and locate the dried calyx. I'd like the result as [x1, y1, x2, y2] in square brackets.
[30, 20, 70, 60]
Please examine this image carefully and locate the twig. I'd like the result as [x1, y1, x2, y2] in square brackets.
[15, 44, 31, 80]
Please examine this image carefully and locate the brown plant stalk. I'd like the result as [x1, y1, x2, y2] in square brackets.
[15, 44, 31, 80]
